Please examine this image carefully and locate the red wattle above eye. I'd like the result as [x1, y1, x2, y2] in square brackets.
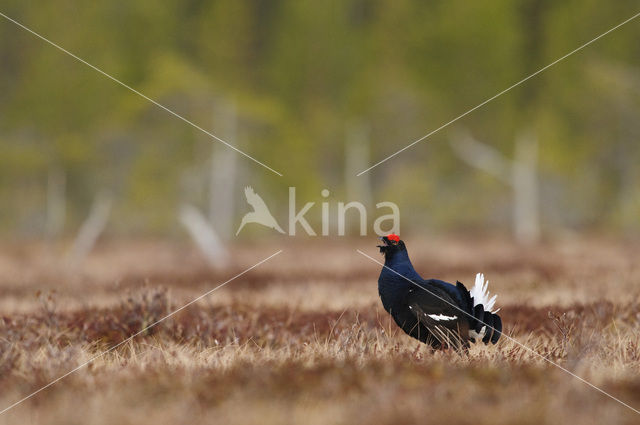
[387, 233, 400, 242]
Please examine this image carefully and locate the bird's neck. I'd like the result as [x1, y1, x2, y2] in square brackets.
[378, 248, 422, 311]
[378, 251, 420, 312]
[383, 249, 421, 280]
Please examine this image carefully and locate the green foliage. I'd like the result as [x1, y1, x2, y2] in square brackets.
[1, 0, 639, 236]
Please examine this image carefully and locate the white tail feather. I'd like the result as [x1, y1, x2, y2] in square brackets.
[469, 273, 499, 313]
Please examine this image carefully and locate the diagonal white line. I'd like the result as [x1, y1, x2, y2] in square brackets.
[357, 249, 640, 415]
[0, 250, 283, 416]
[0, 11, 283, 177]
[357, 10, 640, 176]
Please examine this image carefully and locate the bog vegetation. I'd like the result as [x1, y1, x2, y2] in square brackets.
[1, 237, 639, 424]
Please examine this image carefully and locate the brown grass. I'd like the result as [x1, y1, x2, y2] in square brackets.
[1, 237, 640, 424]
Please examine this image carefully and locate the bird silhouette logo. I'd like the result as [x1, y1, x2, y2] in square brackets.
[236, 186, 285, 235]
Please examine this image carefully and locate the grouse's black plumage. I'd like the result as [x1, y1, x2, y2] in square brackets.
[377, 235, 502, 350]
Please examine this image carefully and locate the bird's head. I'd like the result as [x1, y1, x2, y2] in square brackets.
[377, 233, 406, 258]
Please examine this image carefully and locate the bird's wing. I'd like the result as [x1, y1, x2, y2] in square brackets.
[405, 284, 468, 347]
[406, 285, 464, 324]
[424, 279, 467, 308]
[244, 186, 270, 211]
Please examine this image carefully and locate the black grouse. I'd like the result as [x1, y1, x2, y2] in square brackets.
[377, 234, 502, 350]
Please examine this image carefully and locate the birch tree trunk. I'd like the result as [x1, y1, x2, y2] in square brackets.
[345, 122, 372, 207]
[209, 100, 238, 240]
[45, 166, 66, 239]
[68, 194, 112, 264]
[451, 130, 540, 244]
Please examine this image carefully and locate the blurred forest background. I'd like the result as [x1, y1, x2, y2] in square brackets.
[1, 0, 639, 241]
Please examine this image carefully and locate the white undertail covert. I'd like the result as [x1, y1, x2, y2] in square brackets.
[469, 273, 499, 313]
